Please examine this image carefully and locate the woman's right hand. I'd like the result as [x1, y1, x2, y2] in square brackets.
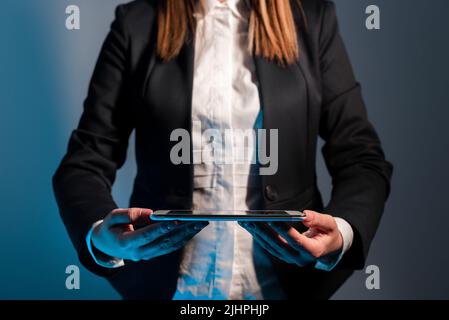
[91, 208, 208, 262]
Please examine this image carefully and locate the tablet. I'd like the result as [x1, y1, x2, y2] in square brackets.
[151, 210, 306, 222]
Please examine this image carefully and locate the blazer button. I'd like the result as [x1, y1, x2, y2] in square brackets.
[264, 185, 278, 202]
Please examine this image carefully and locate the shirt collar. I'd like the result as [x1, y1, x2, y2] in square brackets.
[202, 0, 243, 18]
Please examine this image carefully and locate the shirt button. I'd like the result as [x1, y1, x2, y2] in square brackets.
[264, 185, 278, 202]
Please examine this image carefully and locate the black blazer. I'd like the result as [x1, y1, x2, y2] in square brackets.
[53, 0, 392, 299]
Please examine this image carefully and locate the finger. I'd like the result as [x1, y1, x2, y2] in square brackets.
[149, 221, 208, 249]
[140, 235, 192, 261]
[251, 232, 295, 265]
[302, 210, 335, 232]
[240, 222, 298, 264]
[254, 223, 314, 267]
[124, 220, 199, 247]
[238, 222, 290, 263]
[138, 222, 208, 259]
[105, 208, 152, 227]
[243, 223, 312, 266]
[272, 222, 323, 258]
[303, 228, 319, 238]
[268, 222, 305, 252]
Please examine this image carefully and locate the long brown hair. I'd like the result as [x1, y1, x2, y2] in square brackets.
[157, 0, 303, 65]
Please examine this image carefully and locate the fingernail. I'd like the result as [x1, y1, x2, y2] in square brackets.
[303, 210, 312, 220]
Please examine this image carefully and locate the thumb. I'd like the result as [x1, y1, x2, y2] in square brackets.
[302, 210, 335, 232]
[105, 208, 152, 227]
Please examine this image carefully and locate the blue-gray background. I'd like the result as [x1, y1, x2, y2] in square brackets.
[1, 0, 448, 299]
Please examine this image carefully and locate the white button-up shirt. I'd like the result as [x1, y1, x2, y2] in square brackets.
[86, 0, 354, 300]
[173, 0, 284, 300]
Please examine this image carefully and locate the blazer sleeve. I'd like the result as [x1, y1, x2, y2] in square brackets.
[52, 5, 133, 276]
[317, 1, 393, 269]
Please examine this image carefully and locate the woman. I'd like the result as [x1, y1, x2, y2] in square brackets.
[53, 0, 392, 300]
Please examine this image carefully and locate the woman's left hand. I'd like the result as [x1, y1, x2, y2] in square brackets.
[239, 210, 343, 267]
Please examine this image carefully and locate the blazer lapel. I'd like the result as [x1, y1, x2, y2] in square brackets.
[254, 56, 309, 200]
[254, 56, 309, 140]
